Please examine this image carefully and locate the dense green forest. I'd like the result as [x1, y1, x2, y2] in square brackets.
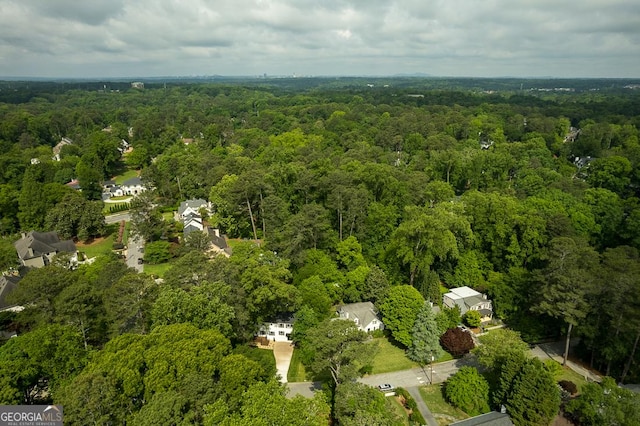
[1, 78, 640, 424]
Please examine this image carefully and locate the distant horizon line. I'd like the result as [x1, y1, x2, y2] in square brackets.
[1, 74, 639, 82]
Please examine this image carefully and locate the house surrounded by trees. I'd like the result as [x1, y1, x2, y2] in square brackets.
[13, 231, 77, 269]
[443, 286, 493, 323]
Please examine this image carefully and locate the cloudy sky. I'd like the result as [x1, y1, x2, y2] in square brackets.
[0, 0, 639, 78]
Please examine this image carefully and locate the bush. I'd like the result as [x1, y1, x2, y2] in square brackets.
[440, 327, 475, 356]
[558, 380, 578, 395]
[409, 410, 426, 425]
[395, 387, 410, 401]
[463, 310, 482, 328]
[112, 242, 124, 250]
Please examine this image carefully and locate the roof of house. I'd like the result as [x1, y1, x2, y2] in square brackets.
[450, 411, 514, 426]
[14, 231, 77, 261]
[207, 228, 228, 250]
[122, 177, 143, 187]
[183, 216, 204, 235]
[446, 286, 481, 299]
[178, 199, 208, 216]
[338, 301, 380, 327]
[0, 275, 20, 309]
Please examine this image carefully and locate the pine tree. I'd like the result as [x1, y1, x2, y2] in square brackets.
[408, 303, 444, 364]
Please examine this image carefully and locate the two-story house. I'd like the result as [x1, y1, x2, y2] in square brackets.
[13, 231, 77, 269]
[257, 318, 294, 342]
[337, 301, 384, 332]
[443, 286, 493, 322]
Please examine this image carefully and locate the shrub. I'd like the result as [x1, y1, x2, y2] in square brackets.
[112, 242, 124, 250]
[558, 380, 577, 395]
[409, 410, 426, 425]
[463, 310, 482, 328]
[440, 327, 475, 356]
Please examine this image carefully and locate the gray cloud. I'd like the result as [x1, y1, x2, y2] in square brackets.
[0, 0, 638, 77]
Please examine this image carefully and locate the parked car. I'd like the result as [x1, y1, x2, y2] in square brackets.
[137, 258, 144, 264]
[378, 384, 394, 392]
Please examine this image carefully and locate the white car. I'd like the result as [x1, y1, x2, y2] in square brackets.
[378, 384, 394, 392]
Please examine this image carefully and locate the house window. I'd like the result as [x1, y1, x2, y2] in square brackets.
[279, 331, 285, 336]
[372, 320, 377, 324]
[268, 332, 275, 336]
[278, 323, 284, 328]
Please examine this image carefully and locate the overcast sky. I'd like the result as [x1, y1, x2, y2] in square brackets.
[1, 0, 639, 78]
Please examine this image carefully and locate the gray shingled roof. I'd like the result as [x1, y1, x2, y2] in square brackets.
[338, 302, 379, 328]
[0, 275, 20, 309]
[178, 199, 208, 216]
[14, 231, 76, 261]
[122, 177, 143, 186]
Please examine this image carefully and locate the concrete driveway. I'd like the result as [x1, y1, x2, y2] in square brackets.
[273, 341, 294, 383]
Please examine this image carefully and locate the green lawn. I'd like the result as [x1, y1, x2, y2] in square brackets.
[557, 365, 589, 393]
[287, 348, 309, 382]
[143, 262, 172, 278]
[419, 384, 469, 425]
[370, 337, 419, 374]
[114, 169, 139, 184]
[76, 227, 116, 259]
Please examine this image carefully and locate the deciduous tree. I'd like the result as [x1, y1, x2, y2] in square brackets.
[307, 319, 377, 387]
[444, 366, 490, 416]
[378, 285, 425, 348]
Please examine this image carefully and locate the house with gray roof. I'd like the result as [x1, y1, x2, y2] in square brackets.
[0, 275, 20, 311]
[443, 286, 493, 322]
[177, 199, 211, 221]
[337, 301, 383, 332]
[120, 177, 146, 196]
[183, 213, 204, 235]
[14, 231, 77, 269]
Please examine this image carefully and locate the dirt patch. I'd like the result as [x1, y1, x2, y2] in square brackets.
[76, 237, 107, 247]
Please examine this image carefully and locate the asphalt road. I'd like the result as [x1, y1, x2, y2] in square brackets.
[105, 212, 131, 224]
[126, 234, 144, 272]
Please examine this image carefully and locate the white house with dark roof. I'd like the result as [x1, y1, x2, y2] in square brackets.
[13, 231, 77, 269]
[177, 199, 211, 221]
[443, 286, 493, 322]
[257, 317, 294, 342]
[183, 213, 204, 235]
[337, 301, 384, 332]
[120, 177, 146, 195]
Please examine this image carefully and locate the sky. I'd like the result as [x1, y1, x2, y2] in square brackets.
[0, 0, 639, 79]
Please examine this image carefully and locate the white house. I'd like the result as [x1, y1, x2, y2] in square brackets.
[443, 286, 493, 322]
[337, 302, 384, 332]
[257, 318, 294, 342]
[120, 177, 146, 196]
[177, 199, 212, 221]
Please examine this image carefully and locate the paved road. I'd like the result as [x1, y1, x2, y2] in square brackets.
[126, 234, 144, 272]
[105, 212, 131, 224]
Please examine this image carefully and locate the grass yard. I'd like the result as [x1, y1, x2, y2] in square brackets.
[143, 262, 172, 278]
[370, 337, 419, 374]
[287, 348, 309, 382]
[76, 225, 117, 259]
[114, 169, 139, 184]
[419, 384, 469, 425]
[557, 366, 589, 393]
